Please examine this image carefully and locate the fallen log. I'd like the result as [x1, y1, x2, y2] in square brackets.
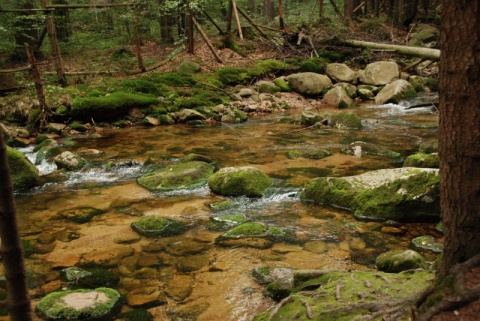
[342, 39, 440, 60]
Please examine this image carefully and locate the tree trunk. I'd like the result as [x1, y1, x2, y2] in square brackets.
[264, 0, 275, 21]
[437, 0, 480, 278]
[0, 132, 33, 321]
[52, 0, 70, 41]
[341, 39, 440, 59]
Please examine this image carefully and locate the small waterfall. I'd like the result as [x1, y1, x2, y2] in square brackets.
[17, 146, 58, 176]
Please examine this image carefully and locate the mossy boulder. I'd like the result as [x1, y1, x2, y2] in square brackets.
[286, 149, 332, 160]
[376, 249, 427, 273]
[403, 152, 439, 168]
[136, 161, 214, 192]
[61, 267, 120, 289]
[215, 222, 294, 248]
[329, 112, 362, 129]
[273, 78, 291, 92]
[35, 287, 122, 321]
[322, 86, 354, 108]
[207, 213, 247, 230]
[301, 168, 440, 222]
[208, 166, 273, 197]
[131, 215, 188, 237]
[254, 270, 434, 321]
[300, 111, 324, 126]
[71, 92, 159, 121]
[411, 235, 444, 253]
[6, 146, 39, 190]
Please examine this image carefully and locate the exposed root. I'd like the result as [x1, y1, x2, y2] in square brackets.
[413, 253, 480, 321]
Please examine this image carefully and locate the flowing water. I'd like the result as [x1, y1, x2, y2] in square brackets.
[5, 94, 442, 320]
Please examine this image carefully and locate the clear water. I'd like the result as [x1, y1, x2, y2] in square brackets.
[7, 98, 442, 320]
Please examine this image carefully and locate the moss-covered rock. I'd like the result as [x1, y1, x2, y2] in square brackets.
[57, 206, 107, 224]
[35, 287, 122, 321]
[207, 213, 247, 230]
[376, 249, 427, 273]
[208, 166, 272, 197]
[136, 161, 214, 192]
[6, 146, 39, 190]
[300, 111, 324, 126]
[54, 151, 87, 171]
[301, 168, 440, 222]
[329, 112, 362, 129]
[119, 309, 154, 321]
[286, 149, 332, 160]
[273, 78, 291, 92]
[215, 222, 294, 248]
[411, 235, 444, 253]
[374, 79, 418, 105]
[342, 141, 400, 158]
[71, 92, 159, 121]
[403, 152, 439, 168]
[61, 267, 120, 289]
[131, 215, 188, 237]
[254, 270, 434, 321]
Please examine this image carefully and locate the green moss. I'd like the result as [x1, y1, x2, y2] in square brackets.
[209, 200, 237, 212]
[247, 59, 287, 78]
[208, 167, 273, 197]
[217, 67, 249, 85]
[286, 149, 332, 160]
[6, 146, 38, 190]
[131, 215, 188, 237]
[299, 57, 327, 73]
[353, 172, 440, 221]
[424, 78, 439, 91]
[35, 145, 61, 164]
[404, 152, 439, 168]
[137, 161, 214, 191]
[72, 92, 159, 121]
[224, 222, 267, 237]
[273, 78, 291, 92]
[301, 177, 355, 209]
[330, 112, 362, 129]
[35, 287, 122, 320]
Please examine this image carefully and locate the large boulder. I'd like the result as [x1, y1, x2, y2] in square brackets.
[359, 61, 399, 85]
[322, 86, 354, 108]
[6, 146, 39, 190]
[35, 287, 122, 320]
[285, 72, 333, 96]
[403, 152, 439, 168]
[255, 269, 434, 320]
[136, 161, 214, 192]
[375, 79, 417, 104]
[326, 63, 357, 83]
[376, 249, 427, 273]
[208, 166, 272, 197]
[301, 167, 440, 222]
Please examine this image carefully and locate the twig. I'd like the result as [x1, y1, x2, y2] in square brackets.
[300, 299, 314, 319]
[267, 296, 294, 321]
[335, 283, 343, 301]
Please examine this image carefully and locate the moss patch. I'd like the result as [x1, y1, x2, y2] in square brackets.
[131, 216, 188, 237]
[6, 146, 39, 190]
[208, 167, 273, 197]
[137, 161, 214, 192]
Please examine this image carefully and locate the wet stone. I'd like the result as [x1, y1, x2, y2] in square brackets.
[136, 253, 161, 268]
[165, 274, 195, 301]
[126, 286, 167, 308]
[165, 239, 209, 256]
[411, 235, 444, 253]
[176, 254, 210, 272]
[79, 246, 134, 268]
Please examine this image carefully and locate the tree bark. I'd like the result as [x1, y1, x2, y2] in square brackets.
[341, 39, 440, 59]
[0, 132, 33, 321]
[437, 0, 480, 277]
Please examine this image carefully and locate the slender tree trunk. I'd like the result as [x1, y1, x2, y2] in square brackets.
[264, 0, 275, 21]
[278, 0, 285, 29]
[52, 0, 70, 41]
[0, 132, 33, 321]
[438, 0, 480, 277]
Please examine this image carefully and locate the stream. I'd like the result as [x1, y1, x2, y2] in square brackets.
[6, 94, 441, 321]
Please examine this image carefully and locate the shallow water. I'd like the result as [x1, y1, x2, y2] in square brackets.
[6, 96, 442, 320]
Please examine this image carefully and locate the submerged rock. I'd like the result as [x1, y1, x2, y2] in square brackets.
[376, 249, 427, 273]
[301, 168, 440, 222]
[57, 206, 107, 224]
[411, 235, 444, 253]
[6, 145, 39, 190]
[208, 166, 272, 197]
[136, 161, 214, 191]
[35, 287, 122, 320]
[132, 215, 188, 237]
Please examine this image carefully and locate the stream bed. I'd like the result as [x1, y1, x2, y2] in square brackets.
[5, 95, 442, 321]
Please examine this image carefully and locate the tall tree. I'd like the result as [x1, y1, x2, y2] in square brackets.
[0, 132, 33, 321]
[414, 0, 480, 319]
